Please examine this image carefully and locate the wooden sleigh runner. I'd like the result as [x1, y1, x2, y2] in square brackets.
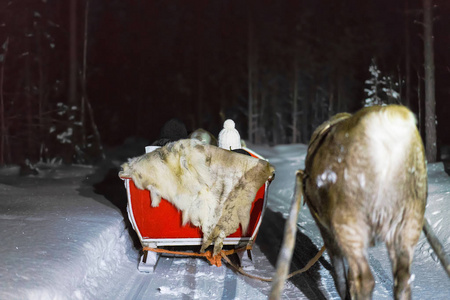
[120, 144, 273, 272]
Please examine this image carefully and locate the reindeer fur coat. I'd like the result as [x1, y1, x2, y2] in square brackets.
[119, 139, 275, 255]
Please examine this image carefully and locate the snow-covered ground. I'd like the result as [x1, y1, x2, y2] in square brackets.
[0, 144, 449, 299]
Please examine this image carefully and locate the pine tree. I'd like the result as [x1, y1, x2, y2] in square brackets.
[364, 59, 401, 107]
[364, 59, 385, 107]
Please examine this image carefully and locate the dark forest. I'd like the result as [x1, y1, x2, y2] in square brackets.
[1, 0, 449, 165]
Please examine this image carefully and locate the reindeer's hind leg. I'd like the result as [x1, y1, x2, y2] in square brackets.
[386, 240, 413, 300]
[345, 254, 373, 300]
[315, 221, 351, 300]
[386, 213, 423, 300]
[334, 223, 374, 300]
[329, 250, 351, 300]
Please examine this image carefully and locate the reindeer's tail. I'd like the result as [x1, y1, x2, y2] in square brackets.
[422, 218, 450, 277]
[363, 105, 419, 180]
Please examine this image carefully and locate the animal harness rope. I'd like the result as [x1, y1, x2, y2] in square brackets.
[143, 244, 326, 282]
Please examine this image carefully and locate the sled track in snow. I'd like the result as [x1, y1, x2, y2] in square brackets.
[121, 254, 277, 299]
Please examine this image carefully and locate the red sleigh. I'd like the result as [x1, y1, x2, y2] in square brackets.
[121, 146, 272, 272]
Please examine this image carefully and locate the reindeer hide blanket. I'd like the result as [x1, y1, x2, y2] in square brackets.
[119, 139, 275, 255]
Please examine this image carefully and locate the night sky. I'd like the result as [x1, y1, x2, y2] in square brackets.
[1, 0, 449, 163]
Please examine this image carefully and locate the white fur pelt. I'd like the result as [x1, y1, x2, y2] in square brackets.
[119, 139, 275, 255]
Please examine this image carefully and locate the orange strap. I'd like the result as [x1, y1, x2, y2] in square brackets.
[142, 244, 326, 282]
[143, 245, 253, 267]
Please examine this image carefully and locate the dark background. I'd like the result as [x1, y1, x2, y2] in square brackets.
[1, 0, 449, 164]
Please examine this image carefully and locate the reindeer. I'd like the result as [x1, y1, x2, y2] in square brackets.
[304, 105, 428, 299]
[271, 105, 431, 300]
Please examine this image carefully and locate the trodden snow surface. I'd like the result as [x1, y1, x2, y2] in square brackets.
[0, 144, 449, 299]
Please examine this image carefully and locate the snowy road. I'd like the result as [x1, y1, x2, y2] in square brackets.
[1, 143, 449, 299]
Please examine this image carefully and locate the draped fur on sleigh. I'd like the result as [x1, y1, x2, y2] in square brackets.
[119, 139, 275, 255]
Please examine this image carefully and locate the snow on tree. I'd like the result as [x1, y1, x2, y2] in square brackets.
[364, 58, 401, 107]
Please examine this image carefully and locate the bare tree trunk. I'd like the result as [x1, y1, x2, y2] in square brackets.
[81, 0, 104, 160]
[80, 0, 89, 148]
[36, 29, 45, 148]
[417, 70, 422, 134]
[247, 7, 254, 144]
[397, 64, 403, 103]
[25, 55, 34, 160]
[196, 61, 203, 129]
[404, 0, 411, 107]
[256, 83, 264, 144]
[292, 54, 299, 143]
[0, 38, 8, 165]
[65, 0, 78, 163]
[337, 70, 344, 112]
[423, 0, 437, 162]
[328, 75, 334, 118]
[195, 3, 204, 129]
[85, 97, 105, 160]
[69, 0, 77, 107]
[301, 87, 311, 144]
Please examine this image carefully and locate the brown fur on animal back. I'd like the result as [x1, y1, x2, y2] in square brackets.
[305, 105, 427, 240]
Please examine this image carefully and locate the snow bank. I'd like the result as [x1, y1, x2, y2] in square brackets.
[0, 164, 137, 300]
